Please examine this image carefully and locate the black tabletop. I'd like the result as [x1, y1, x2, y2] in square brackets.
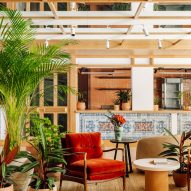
[110, 138, 138, 144]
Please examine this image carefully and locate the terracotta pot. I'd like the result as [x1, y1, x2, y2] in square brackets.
[173, 170, 187, 187]
[122, 102, 130, 111]
[154, 105, 159, 111]
[183, 105, 189, 111]
[114, 105, 120, 111]
[77, 102, 86, 110]
[28, 185, 57, 191]
[0, 184, 13, 191]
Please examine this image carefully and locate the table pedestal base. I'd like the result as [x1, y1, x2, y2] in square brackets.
[145, 171, 168, 191]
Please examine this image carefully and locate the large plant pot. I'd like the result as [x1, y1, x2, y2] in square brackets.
[114, 126, 123, 141]
[0, 184, 13, 191]
[114, 105, 120, 111]
[173, 170, 187, 187]
[10, 158, 34, 191]
[122, 102, 130, 111]
[28, 185, 57, 191]
[77, 102, 86, 110]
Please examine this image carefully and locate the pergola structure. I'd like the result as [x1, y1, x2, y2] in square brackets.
[2, 0, 191, 131]
[1, 0, 191, 55]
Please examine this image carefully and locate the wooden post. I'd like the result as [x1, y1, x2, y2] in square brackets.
[68, 52, 77, 132]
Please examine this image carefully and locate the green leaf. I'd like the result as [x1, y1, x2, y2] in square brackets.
[20, 161, 39, 173]
[2, 162, 6, 179]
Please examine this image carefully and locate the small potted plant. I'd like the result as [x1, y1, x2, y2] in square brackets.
[160, 128, 191, 187]
[105, 112, 126, 141]
[113, 99, 120, 111]
[16, 117, 66, 191]
[154, 96, 160, 111]
[181, 90, 191, 110]
[115, 90, 131, 111]
[77, 91, 86, 110]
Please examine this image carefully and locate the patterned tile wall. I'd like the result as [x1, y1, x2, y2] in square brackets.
[177, 113, 191, 134]
[79, 113, 171, 140]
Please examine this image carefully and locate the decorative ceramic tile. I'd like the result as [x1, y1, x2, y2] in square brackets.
[79, 113, 171, 140]
[177, 113, 191, 134]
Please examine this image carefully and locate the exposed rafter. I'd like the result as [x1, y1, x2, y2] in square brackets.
[44, 1, 65, 34]
[121, 2, 146, 45]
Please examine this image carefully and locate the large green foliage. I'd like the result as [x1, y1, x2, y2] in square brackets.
[0, 6, 70, 151]
[160, 128, 191, 173]
[16, 117, 66, 190]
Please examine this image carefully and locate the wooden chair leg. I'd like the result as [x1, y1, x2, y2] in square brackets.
[188, 174, 190, 191]
[59, 173, 63, 191]
[123, 175, 126, 191]
[84, 182, 88, 191]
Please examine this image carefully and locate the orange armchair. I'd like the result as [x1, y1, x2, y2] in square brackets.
[59, 132, 126, 191]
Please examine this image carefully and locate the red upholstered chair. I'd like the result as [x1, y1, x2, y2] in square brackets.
[59, 132, 126, 191]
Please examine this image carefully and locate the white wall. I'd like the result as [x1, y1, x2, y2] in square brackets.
[132, 67, 154, 110]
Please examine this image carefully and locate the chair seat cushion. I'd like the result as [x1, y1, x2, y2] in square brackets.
[67, 158, 125, 180]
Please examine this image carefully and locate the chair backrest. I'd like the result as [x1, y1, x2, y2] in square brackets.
[136, 135, 181, 159]
[64, 132, 103, 164]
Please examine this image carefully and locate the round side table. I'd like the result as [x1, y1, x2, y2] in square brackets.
[110, 138, 138, 177]
[134, 158, 180, 191]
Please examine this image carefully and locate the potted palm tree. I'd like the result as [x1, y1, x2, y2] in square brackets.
[0, 6, 70, 190]
[160, 128, 191, 187]
[16, 117, 66, 191]
[115, 90, 131, 110]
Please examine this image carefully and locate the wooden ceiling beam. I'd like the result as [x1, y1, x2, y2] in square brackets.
[44, 1, 65, 34]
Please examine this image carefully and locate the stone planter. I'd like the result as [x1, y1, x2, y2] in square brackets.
[77, 102, 86, 110]
[0, 184, 13, 191]
[114, 126, 123, 141]
[122, 102, 130, 111]
[173, 170, 187, 187]
[114, 105, 120, 111]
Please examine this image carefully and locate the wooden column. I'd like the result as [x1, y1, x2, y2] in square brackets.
[68, 52, 77, 132]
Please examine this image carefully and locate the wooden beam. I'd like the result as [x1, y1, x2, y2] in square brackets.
[121, 2, 146, 45]
[45, 1, 65, 34]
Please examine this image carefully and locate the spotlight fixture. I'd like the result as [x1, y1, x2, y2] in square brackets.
[106, 39, 110, 49]
[45, 39, 49, 48]
[71, 26, 76, 36]
[142, 25, 149, 36]
[158, 39, 162, 49]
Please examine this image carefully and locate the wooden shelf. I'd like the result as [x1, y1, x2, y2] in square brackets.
[96, 76, 130, 79]
[96, 88, 130, 90]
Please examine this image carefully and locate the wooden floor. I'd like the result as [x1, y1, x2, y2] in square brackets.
[58, 172, 188, 191]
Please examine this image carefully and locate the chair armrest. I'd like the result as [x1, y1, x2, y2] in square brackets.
[63, 152, 87, 179]
[103, 148, 124, 162]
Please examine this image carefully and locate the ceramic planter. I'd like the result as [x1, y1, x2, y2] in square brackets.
[0, 184, 13, 191]
[77, 102, 86, 110]
[173, 170, 187, 187]
[122, 102, 130, 111]
[10, 158, 34, 191]
[114, 105, 120, 111]
[154, 105, 159, 111]
[114, 126, 123, 141]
